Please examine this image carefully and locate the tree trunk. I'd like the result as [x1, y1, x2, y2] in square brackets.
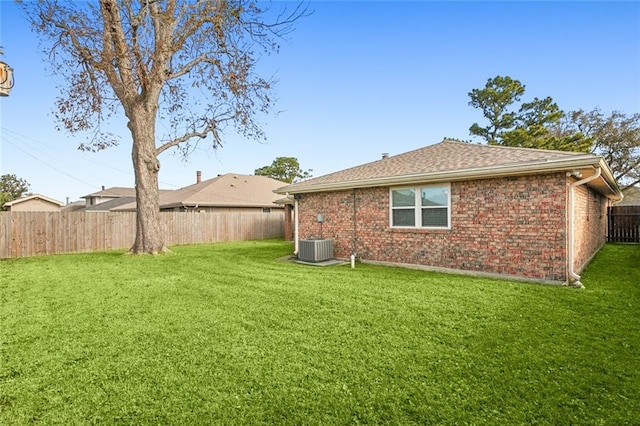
[128, 105, 166, 254]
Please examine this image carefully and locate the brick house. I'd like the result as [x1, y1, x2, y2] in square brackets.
[275, 140, 622, 286]
[81, 187, 173, 211]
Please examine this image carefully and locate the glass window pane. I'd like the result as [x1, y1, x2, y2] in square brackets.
[392, 189, 415, 207]
[421, 186, 448, 207]
[393, 209, 415, 226]
[421, 207, 448, 227]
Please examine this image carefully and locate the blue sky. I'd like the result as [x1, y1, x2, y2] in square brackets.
[1, 1, 639, 203]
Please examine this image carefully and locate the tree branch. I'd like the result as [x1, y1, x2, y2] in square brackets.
[99, 0, 137, 102]
[126, 2, 149, 90]
[614, 160, 640, 181]
[157, 124, 217, 155]
[621, 178, 640, 191]
[167, 54, 221, 80]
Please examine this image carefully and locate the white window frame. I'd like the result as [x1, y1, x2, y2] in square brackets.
[389, 183, 451, 229]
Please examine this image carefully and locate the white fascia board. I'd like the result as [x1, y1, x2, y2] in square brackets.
[596, 158, 623, 197]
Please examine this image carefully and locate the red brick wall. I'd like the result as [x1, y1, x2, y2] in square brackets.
[297, 173, 569, 282]
[571, 181, 608, 274]
[284, 205, 294, 241]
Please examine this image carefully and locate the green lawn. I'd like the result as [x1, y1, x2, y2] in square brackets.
[1, 241, 638, 425]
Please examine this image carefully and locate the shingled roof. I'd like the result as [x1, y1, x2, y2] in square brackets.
[158, 173, 286, 209]
[3, 194, 64, 208]
[618, 186, 640, 206]
[81, 187, 137, 198]
[275, 140, 621, 198]
[113, 173, 287, 211]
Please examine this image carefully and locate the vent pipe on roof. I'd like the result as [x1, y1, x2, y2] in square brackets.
[102, 185, 105, 190]
[196, 170, 202, 184]
[382, 153, 389, 159]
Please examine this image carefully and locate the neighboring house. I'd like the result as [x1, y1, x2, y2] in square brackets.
[113, 173, 287, 213]
[617, 186, 640, 206]
[84, 196, 137, 211]
[61, 200, 86, 212]
[81, 186, 170, 211]
[3, 194, 64, 211]
[275, 140, 623, 286]
[81, 186, 137, 211]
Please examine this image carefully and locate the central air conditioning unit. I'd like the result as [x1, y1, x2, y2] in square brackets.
[298, 239, 334, 262]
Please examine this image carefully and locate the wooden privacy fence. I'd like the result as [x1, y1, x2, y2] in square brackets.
[608, 205, 640, 243]
[0, 211, 284, 259]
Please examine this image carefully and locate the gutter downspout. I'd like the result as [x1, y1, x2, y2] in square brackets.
[567, 167, 601, 288]
[294, 197, 299, 256]
[352, 189, 357, 259]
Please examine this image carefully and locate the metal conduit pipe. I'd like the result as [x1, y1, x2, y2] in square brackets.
[567, 166, 601, 288]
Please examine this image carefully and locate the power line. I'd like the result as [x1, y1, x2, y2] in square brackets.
[1, 127, 181, 189]
[1, 126, 132, 177]
[1, 135, 99, 190]
[2, 129, 271, 205]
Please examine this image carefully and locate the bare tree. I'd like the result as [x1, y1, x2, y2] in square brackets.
[20, 0, 307, 254]
[552, 109, 640, 190]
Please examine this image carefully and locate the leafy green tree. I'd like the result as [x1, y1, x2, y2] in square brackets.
[468, 76, 525, 145]
[21, 0, 307, 254]
[468, 77, 639, 187]
[255, 157, 312, 184]
[0, 174, 30, 211]
[500, 126, 592, 152]
[551, 109, 640, 189]
[517, 97, 563, 128]
[469, 76, 590, 153]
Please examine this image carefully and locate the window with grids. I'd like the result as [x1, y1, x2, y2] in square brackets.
[390, 184, 450, 228]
